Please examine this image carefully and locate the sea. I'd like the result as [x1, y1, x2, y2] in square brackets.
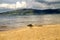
[0, 14, 60, 28]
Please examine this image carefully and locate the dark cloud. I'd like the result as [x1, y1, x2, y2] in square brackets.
[0, 0, 23, 3]
[36, 0, 60, 2]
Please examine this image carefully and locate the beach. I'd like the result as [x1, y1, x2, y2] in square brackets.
[0, 0, 60, 40]
[0, 24, 60, 40]
[0, 14, 60, 40]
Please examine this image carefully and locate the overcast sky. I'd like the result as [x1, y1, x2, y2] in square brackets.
[0, 0, 60, 12]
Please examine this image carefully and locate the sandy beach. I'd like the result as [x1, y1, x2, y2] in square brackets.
[0, 24, 60, 40]
[0, 0, 60, 40]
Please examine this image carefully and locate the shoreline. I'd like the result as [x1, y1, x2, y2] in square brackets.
[0, 24, 60, 31]
[0, 24, 60, 40]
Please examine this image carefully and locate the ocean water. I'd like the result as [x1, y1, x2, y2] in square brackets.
[0, 14, 60, 28]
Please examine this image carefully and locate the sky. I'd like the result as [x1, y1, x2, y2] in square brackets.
[0, 0, 60, 12]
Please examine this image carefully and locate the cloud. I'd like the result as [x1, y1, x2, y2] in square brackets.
[30, 2, 48, 9]
[0, 0, 60, 10]
[36, 0, 60, 2]
[0, 0, 21, 3]
[44, 0, 60, 2]
[0, 1, 27, 9]
[32, 0, 60, 9]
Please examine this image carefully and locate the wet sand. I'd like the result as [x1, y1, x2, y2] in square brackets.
[0, 24, 60, 40]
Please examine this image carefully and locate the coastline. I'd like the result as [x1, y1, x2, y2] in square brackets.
[0, 24, 60, 40]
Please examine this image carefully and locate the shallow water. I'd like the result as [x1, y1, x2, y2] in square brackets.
[0, 14, 60, 27]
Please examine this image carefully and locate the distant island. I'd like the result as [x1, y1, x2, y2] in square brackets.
[0, 9, 60, 15]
